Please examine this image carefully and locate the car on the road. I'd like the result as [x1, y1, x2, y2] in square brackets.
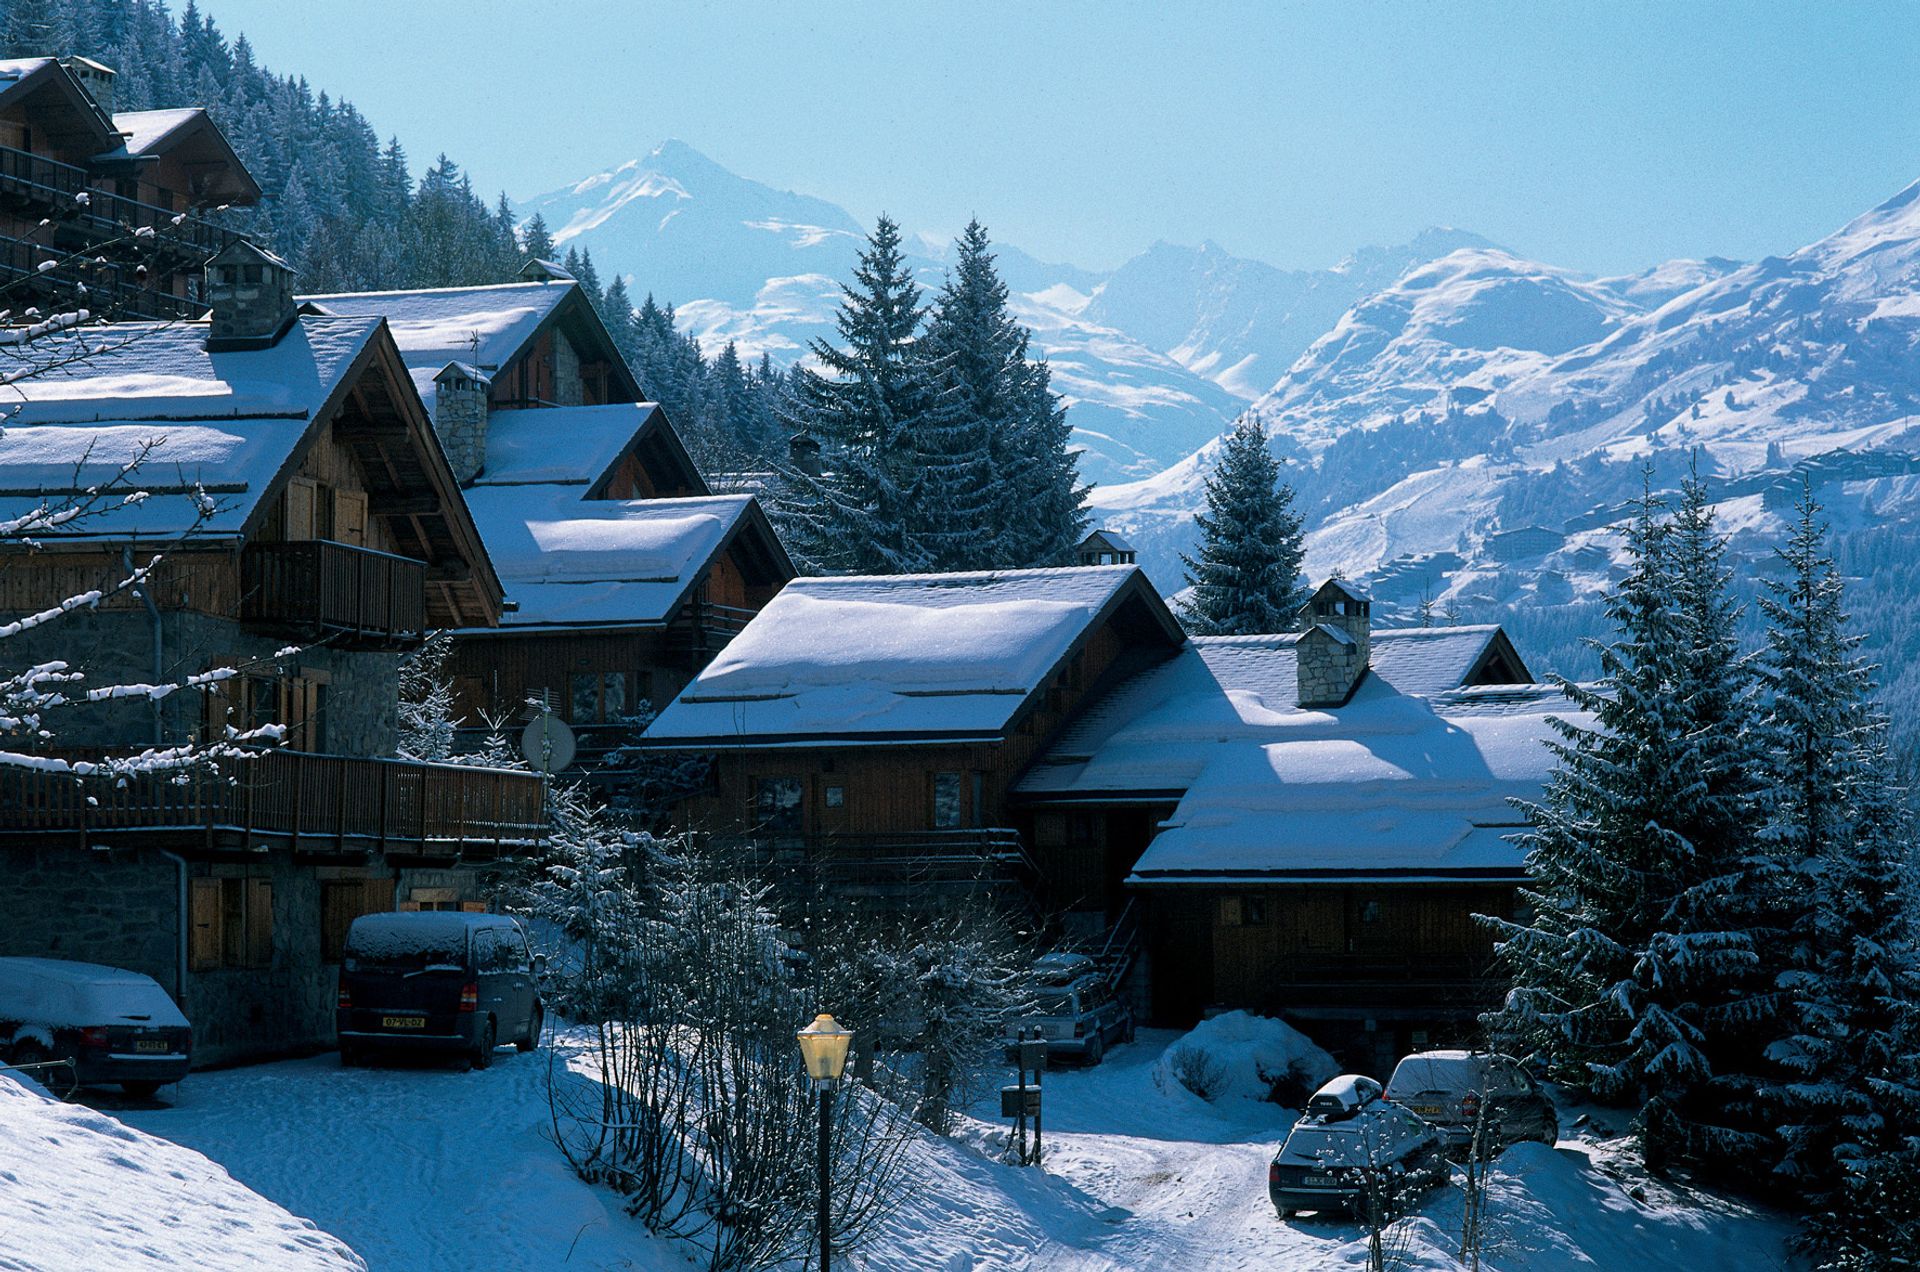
[1004, 952, 1133, 1067]
[336, 912, 543, 1070]
[0, 957, 192, 1098]
[1384, 1050, 1558, 1154]
[1268, 1074, 1449, 1219]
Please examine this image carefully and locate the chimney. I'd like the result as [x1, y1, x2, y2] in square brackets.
[61, 56, 116, 117]
[205, 239, 297, 351]
[1295, 578, 1372, 708]
[432, 362, 492, 485]
[789, 430, 823, 478]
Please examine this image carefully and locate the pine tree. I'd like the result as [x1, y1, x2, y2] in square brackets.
[1178, 415, 1305, 634]
[521, 211, 556, 264]
[1485, 480, 1765, 1173]
[922, 219, 1084, 569]
[776, 215, 944, 575]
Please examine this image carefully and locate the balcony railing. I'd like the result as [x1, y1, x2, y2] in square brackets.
[243, 540, 428, 649]
[714, 827, 1035, 888]
[0, 142, 236, 257]
[664, 598, 758, 657]
[0, 748, 547, 857]
[0, 229, 207, 321]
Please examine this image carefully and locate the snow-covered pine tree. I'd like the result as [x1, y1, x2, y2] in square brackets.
[776, 215, 942, 575]
[1484, 480, 1762, 1173]
[1758, 488, 1920, 1247]
[1177, 415, 1305, 634]
[520, 211, 557, 264]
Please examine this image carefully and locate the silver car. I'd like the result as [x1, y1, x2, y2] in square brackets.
[1384, 1050, 1558, 1154]
[1005, 953, 1133, 1066]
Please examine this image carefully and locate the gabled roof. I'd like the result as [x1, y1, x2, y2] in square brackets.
[477, 402, 706, 497]
[1079, 528, 1133, 553]
[0, 59, 118, 151]
[95, 108, 262, 205]
[0, 315, 383, 538]
[458, 490, 783, 630]
[644, 565, 1183, 746]
[299, 280, 641, 411]
[1017, 624, 1528, 800]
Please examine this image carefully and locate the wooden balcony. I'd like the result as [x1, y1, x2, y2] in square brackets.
[0, 142, 235, 258]
[242, 540, 428, 649]
[1, 748, 547, 859]
[664, 598, 758, 658]
[714, 828, 1035, 890]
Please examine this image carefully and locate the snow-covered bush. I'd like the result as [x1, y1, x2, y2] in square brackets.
[1152, 1012, 1339, 1106]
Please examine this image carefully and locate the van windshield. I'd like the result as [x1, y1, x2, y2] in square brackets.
[345, 929, 466, 973]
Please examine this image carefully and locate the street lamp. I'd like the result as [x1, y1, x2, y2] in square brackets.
[796, 1013, 853, 1272]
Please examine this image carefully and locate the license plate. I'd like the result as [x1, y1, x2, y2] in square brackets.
[381, 1016, 425, 1029]
[1301, 1174, 1337, 1187]
[1413, 1104, 1444, 1116]
[134, 1039, 170, 1053]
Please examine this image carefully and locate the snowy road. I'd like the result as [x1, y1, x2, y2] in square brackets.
[104, 1026, 1792, 1271]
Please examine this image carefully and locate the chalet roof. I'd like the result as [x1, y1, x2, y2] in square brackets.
[299, 280, 580, 409]
[103, 107, 200, 154]
[1127, 694, 1576, 883]
[475, 402, 704, 495]
[0, 59, 117, 146]
[1016, 624, 1525, 800]
[459, 489, 762, 629]
[0, 315, 382, 538]
[1303, 576, 1370, 605]
[1079, 528, 1133, 553]
[644, 565, 1181, 746]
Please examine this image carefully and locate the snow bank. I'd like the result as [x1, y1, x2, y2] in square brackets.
[1151, 1011, 1339, 1106]
[0, 1072, 363, 1271]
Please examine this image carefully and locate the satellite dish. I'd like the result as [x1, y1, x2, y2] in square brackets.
[519, 711, 577, 774]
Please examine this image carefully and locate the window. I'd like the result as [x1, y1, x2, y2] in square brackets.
[1359, 899, 1383, 925]
[190, 877, 273, 971]
[1217, 894, 1269, 927]
[932, 772, 962, 829]
[824, 785, 845, 810]
[569, 672, 631, 724]
[472, 929, 498, 972]
[755, 776, 804, 834]
[321, 878, 396, 962]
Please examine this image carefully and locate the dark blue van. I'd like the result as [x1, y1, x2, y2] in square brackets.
[336, 912, 543, 1070]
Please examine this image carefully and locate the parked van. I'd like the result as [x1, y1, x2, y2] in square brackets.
[0, 958, 192, 1098]
[336, 913, 543, 1070]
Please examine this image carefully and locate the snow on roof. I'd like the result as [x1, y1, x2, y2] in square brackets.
[0, 316, 380, 538]
[646, 566, 1142, 744]
[103, 107, 203, 156]
[475, 403, 659, 487]
[1127, 695, 1583, 881]
[299, 281, 572, 409]
[461, 488, 750, 628]
[1018, 625, 1513, 798]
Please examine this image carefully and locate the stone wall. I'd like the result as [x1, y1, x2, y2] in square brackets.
[553, 331, 584, 407]
[1296, 630, 1366, 707]
[0, 843, 180, 997]
[0, 608, 401, 756]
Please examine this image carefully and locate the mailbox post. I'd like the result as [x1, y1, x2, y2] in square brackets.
[1003, 1026, 1048, 1165]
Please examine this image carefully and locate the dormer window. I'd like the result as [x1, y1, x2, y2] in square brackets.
[242, 264, 262, 285]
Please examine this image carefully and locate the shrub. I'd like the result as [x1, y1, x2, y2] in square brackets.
[1260, 1058, 1317, 1109]
[1167, 1043, 1229, 1102]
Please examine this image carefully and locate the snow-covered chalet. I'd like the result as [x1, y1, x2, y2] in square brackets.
[302, 264, 794, 774]
[0, 244, 547, 1065]
[645, 574, 1581, 1074]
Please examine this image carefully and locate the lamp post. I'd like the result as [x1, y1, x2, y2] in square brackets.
[796, 1012, 852, 1272]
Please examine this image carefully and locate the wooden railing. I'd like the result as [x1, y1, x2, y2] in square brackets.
[0, 142, 235, 257]
[242, 540, 428, 648]
[715, 827, 1035, 887]
[0, 749, 547, 857]
[0, 229, 207, 320]
[665, 599, 759, 656]
[1266, 955, 1501, 1006]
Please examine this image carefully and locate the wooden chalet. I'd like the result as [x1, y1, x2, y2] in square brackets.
[0, 56, 258, 319]
[304, 277, 795, 772]
[640, 566, 1186, 889]
[0, 245, 545, 1065]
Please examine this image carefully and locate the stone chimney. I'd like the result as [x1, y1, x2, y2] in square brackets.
[789, 430, 823, 477]
[1295, 578, 1372, 708]
[432, 362, 492, 485]
[205, 239, 297, 351]
[61, 56, 115, 117]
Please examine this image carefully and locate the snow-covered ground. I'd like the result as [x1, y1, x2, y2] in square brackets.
[0, 1071, 362, 1272]
[79, 1024, 1796, 1271]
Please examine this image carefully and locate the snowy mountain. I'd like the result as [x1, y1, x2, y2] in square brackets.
[1080, 228, 1495, 399]
[1095, 177, 1920, 678]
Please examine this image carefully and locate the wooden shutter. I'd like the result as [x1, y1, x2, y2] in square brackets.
[246, 878, 275, 968]
[286, 477, 318, 540]
[335, 489, 368, 547]
[189, 879, 221, 970]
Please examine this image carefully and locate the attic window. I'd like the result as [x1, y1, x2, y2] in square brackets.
[242, 264, 261, 285]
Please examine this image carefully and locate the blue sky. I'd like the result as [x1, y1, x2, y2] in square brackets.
[200, 0, 1920, 275]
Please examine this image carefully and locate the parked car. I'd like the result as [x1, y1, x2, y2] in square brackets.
[336, 913, 543, 1070]
[1268, 1074, 1449, 1219]
[1384, 1050, 1558, 1154]
[0, 957, 192, 1098]
[1004, 952, 1133, 1066]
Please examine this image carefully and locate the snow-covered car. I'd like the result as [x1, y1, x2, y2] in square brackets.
[1384, 1050, 1558, 1154]
[1267, 1074, 1448, 1219]
[1004, 952, 1133, 1066]
[336, 913, 543, 1070]
[0, 957, 192, 1097]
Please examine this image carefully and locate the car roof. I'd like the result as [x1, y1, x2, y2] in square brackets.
[0, 957, 159, 986]
[347, 911, 517, 935]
